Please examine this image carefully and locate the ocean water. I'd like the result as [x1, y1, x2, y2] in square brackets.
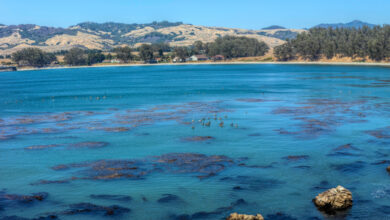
[0, 64, 390, 220]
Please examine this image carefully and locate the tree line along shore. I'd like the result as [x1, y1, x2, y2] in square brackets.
[1, 36, 269, 68]
[2, 25, 390, 69]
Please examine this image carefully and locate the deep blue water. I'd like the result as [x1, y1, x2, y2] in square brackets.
[1, 64, 390, 220]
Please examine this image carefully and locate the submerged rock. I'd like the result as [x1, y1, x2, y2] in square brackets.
[227, 213, 264, 220]
[313, 186, 353, 214]
[387, 166, 390, 173]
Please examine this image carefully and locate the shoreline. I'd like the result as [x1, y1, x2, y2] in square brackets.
[16, 61, 390, 71]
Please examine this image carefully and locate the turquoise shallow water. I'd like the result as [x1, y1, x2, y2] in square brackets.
[1, 64, 390, 219]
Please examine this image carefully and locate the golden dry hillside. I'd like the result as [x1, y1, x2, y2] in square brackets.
[0, 22, 305, 55]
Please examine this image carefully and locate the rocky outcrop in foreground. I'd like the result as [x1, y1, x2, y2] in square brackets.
[227, 213, 264, 220]
[313, 185, 353, 214]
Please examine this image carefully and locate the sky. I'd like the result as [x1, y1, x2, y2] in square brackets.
[0, 0, 389, 29]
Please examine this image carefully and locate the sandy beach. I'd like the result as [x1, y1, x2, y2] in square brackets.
[15, 61, 390, 72]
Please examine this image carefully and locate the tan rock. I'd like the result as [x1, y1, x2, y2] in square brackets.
[387, 165, 390, 173]
[313, 185, 353, 213]
[227, 213, 264, 220]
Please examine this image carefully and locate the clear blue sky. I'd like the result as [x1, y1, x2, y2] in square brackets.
[0, 0, 388, 29]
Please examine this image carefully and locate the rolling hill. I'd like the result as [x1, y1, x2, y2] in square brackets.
[0, 21, 305, 55]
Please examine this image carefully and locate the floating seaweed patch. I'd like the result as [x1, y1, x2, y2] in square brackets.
[0, 191, 48, 203]
[50, 153, 236, 182]
[293, 165, 311, 169]
[0, 134, 15, 141]
[157, 194, 185, 204]
[0, 215, 58, 220]
[60, 203, 130, 216]
[282, 155, 310, 162]
[25, 144, 62, 150]
[103, 127, 130, 132]
[327, 144, 362, 157]
[30, 180, 69, 185]
[238, 162, 277, 169]
[273, 99, 368, 138]
[67, 141, 109, 149]
[331, 161, 366, 173]
[371, 160, 390, 165]
[51, 165, 70, 171]
[1, 112, 82, 127]
[365, 127, 390, 139]
[25, 142, 109, 150]
[248, 133, 261, 137]
[345, 83, 390, 88]
[220, 175, 284, 191]
[182, 136, 215, 142]
[0, 101, 231, 141]
[236, 98, 265, 103]
[333, 144, 361, 152]
[274, 128, 299, 135]
[90, 194, 132, 202]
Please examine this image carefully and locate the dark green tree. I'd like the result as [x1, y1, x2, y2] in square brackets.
[173, 47, 189, 60]
[12, 48, 57, 67]
[192, 41, 204, 55]
[273, 25, 390, 61]
[206, 36, 269, 58]
[113, 46, 134, 63]
[106, 53, 113, 61]
[87, 50, 105, 65]
[64, 48, 87, 66]
[139, 44, 154, 61]
[274, 42, 295, 61]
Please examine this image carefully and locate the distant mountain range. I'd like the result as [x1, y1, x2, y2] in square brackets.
[0, 20, 381, 55]
[262, 25, 287, 30]
[313, 20, 376, 29]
